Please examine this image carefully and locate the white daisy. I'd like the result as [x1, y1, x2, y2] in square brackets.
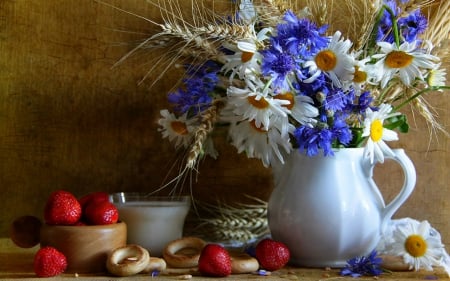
[387, 220, 445, 271]
[228, 118, 293, 167]
[372, 40, 439, 88]
[303, 31, 355, 88]
[361, 103, 400, 164]
[273, 91, 318, 125]
[426, 64, 447, 88]
[345, 55, 379, 95]
[222, 40, 262, 82]
[225, 80, 290, 131]
[157, 109, 195, 149]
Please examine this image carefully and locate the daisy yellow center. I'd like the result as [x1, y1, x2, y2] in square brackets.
[248, 95, 269, 109]
[353, 66, 367, 83]
[385, 51, 413, 69]
[315, 50, 337, 71]
[249, 120, 267, 133]
[275, 92, 295, 110]
[405, 234, 427, 257]
[170, 121, 188, 135]
[370, 119, 383, 142]
[241, 51, 254, 63]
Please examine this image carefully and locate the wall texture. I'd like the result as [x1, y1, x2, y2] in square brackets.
[0, 0, 448, 249]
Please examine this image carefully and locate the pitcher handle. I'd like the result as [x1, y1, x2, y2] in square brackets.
[364, 149, 416, 233]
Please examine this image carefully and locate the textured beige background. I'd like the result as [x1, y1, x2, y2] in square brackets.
[0, 0, 448, 250]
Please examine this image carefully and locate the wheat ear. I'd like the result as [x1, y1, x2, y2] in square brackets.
[423, 0, 450, 47]
[413, 96, 448, 137]
[186, 100, 225, 169]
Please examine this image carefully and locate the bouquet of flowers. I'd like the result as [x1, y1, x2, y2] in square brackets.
[152, 0, 449, 169]
[111, 0, 450, 275]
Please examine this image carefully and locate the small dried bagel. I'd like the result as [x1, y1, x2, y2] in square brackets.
[142, 257, 167, 273]
[230, 252, 259, 274]
[163, 237, 207, 268]
[106, 244, 150, 276]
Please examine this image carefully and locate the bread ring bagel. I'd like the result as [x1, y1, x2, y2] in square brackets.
[230, 252, 260, 274]
[106, 244, 150, 276]
[162, 237, 206, 268]
[142, 257, 167, 273]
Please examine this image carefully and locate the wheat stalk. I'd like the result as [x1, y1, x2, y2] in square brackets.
[186, 196, 270, 244]
[413, 96, 448, 137]
[398, 0, 435, 17]
[186, 100, 225, 169]
[423, 0, 450, 47]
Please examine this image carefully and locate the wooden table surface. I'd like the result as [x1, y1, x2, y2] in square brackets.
[0, 238, 448, 281]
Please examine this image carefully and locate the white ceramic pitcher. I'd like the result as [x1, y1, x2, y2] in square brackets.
[268, 148, 416, 267]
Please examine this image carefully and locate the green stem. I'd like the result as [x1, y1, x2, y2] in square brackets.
[367, 6, 386, 50]
[383, 4, 400, 47]
[376, 80, 397, 104]
[393, 86, 450, 111]
[367, 5, 400, 50]
[263, 77, 275, 92]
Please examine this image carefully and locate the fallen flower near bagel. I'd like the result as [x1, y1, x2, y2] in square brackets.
[340, 250, 383, 277]
[376, 218, 450, 276]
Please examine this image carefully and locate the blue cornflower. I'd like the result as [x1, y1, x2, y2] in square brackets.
[293, 68, 327, 97]
[331, 115, 353, 146]
[168, 61, 220, 115]
[261, 39, 298, 88]
[322, 87, 353, 112]
[340, 250, 383, 277]
[352, 91, 375, 116]
[398, 9, 427, 43]
[275, 10, 329, 57]
[168, 82, 213, 115]
[293, 125, 334, 157]
[376, 0, 399, 43]
[185, 61, 221, 92]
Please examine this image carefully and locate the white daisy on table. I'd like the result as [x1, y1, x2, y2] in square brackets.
[388, 220, 445, 271]
[372, 40, 439, 88]
[303, 31, 355, 88]
[228, 117, 293, 168]
[225, 80, 290, 132]
[361, 103, 400, 164]
[158, 109, 195, 149]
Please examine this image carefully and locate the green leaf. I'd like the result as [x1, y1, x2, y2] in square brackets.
[349, 127, 366, 148]
[384, 114, 409, 133]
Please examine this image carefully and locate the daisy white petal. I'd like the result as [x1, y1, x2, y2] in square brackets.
[304, 31, 355, 87]
[226, 82, 290, 131]
[228, 118, 293, 167]
[157, 109, 195, 149]
[362, 104, 400, 164]
[426, 65, 447, 88]
[373, 41, 439, 88]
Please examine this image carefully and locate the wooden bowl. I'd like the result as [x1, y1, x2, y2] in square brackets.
[40, 222, 126, 273]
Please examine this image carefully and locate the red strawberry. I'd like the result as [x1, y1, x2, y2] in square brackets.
[255, 238, 290, 271]
[44, 190, 81, 225]
[84, 200, 119, 225]
[34, 246, 67, 277]
[78, 191, 109, 210]
[198, 244, 232, 277]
